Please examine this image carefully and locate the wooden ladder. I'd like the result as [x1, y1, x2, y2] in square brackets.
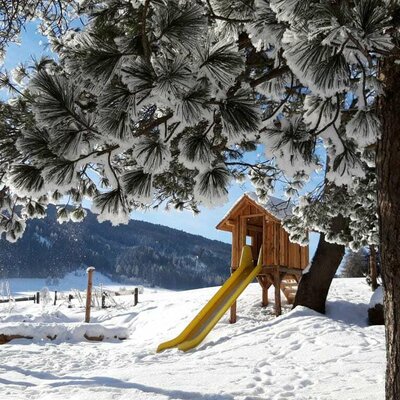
[280, 277, 299, 304]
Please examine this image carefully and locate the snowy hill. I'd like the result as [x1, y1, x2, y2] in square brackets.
[0, 206, 231, 290]
[0, 277, 384, 400]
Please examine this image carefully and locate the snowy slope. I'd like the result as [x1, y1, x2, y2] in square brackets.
[0, 278, 384, 400]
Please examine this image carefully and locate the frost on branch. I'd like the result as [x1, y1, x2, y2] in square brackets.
[0, 0, 387, 248]
[195, 165, 231, 208]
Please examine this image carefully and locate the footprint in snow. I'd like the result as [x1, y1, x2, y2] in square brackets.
[298, 379, 313, 388]
[279, 391, 295, 398]
[282, 384, 294, 391]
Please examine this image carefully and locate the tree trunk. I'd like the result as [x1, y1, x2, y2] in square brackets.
[293, 233, 345, 313]
[369, 245, 378, 291]
[378, 59, 400, 400]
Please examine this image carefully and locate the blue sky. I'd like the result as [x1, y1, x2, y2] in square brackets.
[1, 24, 319, 256]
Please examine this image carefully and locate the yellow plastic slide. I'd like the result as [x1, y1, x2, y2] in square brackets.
[157, 245, 262, 352]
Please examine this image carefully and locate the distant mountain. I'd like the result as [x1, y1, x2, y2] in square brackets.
[0, 207, 231, 290]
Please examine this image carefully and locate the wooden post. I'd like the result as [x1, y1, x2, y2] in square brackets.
[68, 294, 73, 308]
[230, 217, 247, 324]
[134, 288, 139, 306]
[257, 276, 269, 307]
[230, 298, 237, 323]
[54, 291, 57, 306]
[101, 292, 106, 309]
[369, 245, 378, 291]
[36, 291, 40, 304]
[85, 267, 95, 323]
[0, 296, 34, 304]
[262, 281, 269, 307]
[230, 219, 239, 324]
[274, 267, 282, 316]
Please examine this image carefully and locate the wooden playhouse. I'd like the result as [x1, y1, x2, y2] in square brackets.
[216, 192, 309, 321]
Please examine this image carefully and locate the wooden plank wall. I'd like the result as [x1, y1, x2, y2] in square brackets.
[300, 245, 309, 269]
[273, 222, 280, 266]
[279, 229, 288, 266]
[228, 197, 309, 271]
[250, 232, 262, 262]
[266, 221, 280, 266]
[288, 242, 299, 268]
[231, 218, 238, 270]
[265, 221, 274, 265]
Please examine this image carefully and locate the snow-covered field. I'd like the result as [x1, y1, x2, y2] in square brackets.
[0, 277, 384, 400]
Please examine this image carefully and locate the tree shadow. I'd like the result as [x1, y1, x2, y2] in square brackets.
[1, 365, 234, 400]
[326, 300, 369, 327]
[49, 376, 234, 399]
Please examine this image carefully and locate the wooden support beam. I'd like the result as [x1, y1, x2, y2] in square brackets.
[240, 217, 247, 250]
[230, 300, 237, 324]
[230, 219, 239, 324]
[265, 274, 275, 286]
[240, 213, 266, 219]
[262, 287, 268, 307]
[262, 217, 267, 268]
[274, 267, 282, 316]
[261, 265, 303, 276]
[256, 272, 275, 283]
[246, 224, 263, 233]
[257, 276, 271, 307]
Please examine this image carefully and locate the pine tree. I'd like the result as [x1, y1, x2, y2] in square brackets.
[0, 0, 80, 240]
[3, 1, 400, 396]
[0, 0, 79, 61]
[205, 1, 396, 396]
[341, 248, 369, 278]
[2, 0, 261, 231]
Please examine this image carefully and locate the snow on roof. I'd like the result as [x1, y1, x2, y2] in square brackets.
[246, 192, 293, 220]
[223, 192, 293, 222]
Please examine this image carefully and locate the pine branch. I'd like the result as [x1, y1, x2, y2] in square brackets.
[141, 0, 152, 62]
[250, 65, 291, 88]
[205, 0, 251, 23]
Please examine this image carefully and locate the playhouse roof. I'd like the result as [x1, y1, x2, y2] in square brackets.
[216, 192, 293, 232]
[244, 192, 293, 219]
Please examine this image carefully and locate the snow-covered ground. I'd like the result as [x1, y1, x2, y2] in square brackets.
[0, 277, 384, 400]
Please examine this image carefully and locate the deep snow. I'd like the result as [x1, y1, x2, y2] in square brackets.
[0, 277, 385, 400]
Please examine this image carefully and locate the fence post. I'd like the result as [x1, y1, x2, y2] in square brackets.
[68, 294, 73, 308]
[36, 291, 40, 304]
[85, 267, 95, 323]
[134, 287, 139, 306]
[102, 292, 106, 309]
[54, 291, 57, 306]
